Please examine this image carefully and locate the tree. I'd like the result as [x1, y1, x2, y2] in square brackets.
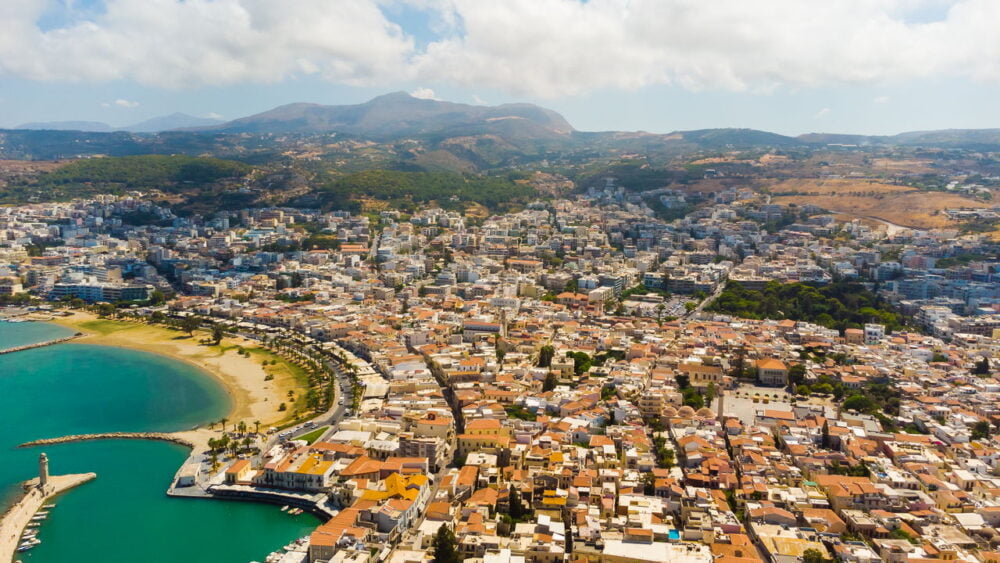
[96, 303, 115, 317]
[975, 357, 991, 375]
[705, 382, 716, 407]
[972, 421, 992, 441]
[180, 316, 200, 336]
[537, 345, 555, 368]
[642, 472, 656, 495]
[788, 363, 807, 386]
[507, 484, 528, 519]
[821, 420, 831, 449]
[542, 371, 558, 392]
[211, 324, 225, 346]
[802, 548, 829, 563]
[253, 420, 261, 435]
[148, 289, 166, 305]
[431, 524, 460, 563]
[220, 417, 228, 432]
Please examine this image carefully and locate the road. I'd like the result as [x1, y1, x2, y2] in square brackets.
[684, 277, 727, 319]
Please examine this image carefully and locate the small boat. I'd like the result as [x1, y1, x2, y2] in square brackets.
[43, 503, 56, 509]
[27, 522, 41, 528]
[280, 505, 289, 512]
[35, 511, 49, 516]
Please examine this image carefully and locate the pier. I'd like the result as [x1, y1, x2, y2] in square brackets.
[0, 334, 79, 356]
[0, 456, 95, 563]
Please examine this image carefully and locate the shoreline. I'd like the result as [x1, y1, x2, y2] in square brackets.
[46, 312, 304, 430]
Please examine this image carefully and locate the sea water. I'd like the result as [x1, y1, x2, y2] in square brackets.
[0, 322, 319, 562]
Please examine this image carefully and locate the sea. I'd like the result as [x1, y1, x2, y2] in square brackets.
[0, 321, 319, 562]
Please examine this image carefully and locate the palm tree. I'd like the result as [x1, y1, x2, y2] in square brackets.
[253, 420, 261, 435]
[220, 417, 229, 433]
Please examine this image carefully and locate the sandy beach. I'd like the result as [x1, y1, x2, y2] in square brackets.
[49, 311, 306, 428]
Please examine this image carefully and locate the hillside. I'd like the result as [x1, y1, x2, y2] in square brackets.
[202, 92, 574, 140]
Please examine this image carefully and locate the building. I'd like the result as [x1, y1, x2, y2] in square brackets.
[756, 359, 788, 387]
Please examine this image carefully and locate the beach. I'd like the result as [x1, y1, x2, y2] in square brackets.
[49, 312, 306, 428]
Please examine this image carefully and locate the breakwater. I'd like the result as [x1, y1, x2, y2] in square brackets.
[19, 433, 195, 449]
[0, 334, 79, 355]
[0, 473, 96, 563]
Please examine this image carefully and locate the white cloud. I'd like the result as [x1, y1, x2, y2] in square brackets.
[2, 0, 1000, 98]
[414, 0, 1000, 96]
[114, 98, 139, 108]
[0, 0, 414, 88]
[874, 95, 891, 104]
[409, 87, 440, 100]
[814, 107, 832, 119]
[204, 112, 224, 120]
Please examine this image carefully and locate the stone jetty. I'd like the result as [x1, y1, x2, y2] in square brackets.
[0, 334, 80, 355]
[19, 432, 196, 449]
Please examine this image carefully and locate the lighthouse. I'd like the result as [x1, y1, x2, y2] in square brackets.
[39, 452, 49, 490]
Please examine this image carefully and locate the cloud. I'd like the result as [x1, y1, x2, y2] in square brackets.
[874, 95, 891, 104]
[814, 107, 832, 119]
[204, 112, 224, 120]
[3, 0, 1000, 98]
[114, 98, 139, 108]
[409, 87, 440, 100]
[0, 0, 414, 88]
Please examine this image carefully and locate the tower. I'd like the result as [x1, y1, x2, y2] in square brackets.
[717, 388, 725, 422]
[39, 452, 49, 489]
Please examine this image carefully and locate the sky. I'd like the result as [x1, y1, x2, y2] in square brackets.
[2, 0, 1000, 136]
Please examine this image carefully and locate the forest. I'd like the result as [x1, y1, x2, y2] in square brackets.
[707, 280, 906, 333]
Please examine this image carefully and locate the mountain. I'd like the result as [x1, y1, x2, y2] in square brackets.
[15, 121, 113, 132]
[799, 129, 1000, 148]
[121, 113, 224, 133]
[200, 92, 575, 139]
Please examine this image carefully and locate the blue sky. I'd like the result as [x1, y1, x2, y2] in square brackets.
[2, 0, 1000, 136]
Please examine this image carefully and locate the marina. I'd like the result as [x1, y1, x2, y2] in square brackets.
[0, 466, 95, 563]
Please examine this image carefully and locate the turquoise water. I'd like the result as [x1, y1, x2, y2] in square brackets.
[0, 322, 319, 562]
[0, 321, 74, 349]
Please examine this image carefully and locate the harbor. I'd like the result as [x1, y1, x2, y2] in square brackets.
[0, 454, 95, 563]
[0, 322, 318, 562]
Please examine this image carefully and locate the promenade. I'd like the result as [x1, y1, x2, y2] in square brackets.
[0, 473, 96, 562]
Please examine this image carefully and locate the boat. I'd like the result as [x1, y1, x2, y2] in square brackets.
[43, 503, 56, 509]
[280, 505, 289, 512]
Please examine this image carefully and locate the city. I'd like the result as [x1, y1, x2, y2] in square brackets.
[1, 173, 998, 562]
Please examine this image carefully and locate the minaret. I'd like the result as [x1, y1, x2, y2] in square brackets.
[39, 453, 49, 489]
[717, 388, 725, 422]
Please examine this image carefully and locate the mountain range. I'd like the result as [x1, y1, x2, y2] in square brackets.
[17, 113, 224, 133]
[6, 93, 1000, 164]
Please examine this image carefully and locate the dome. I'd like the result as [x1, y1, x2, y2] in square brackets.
[678, 406, 696, 418]
[696, 407, 715, 418]
[663, 406, 678, 418]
